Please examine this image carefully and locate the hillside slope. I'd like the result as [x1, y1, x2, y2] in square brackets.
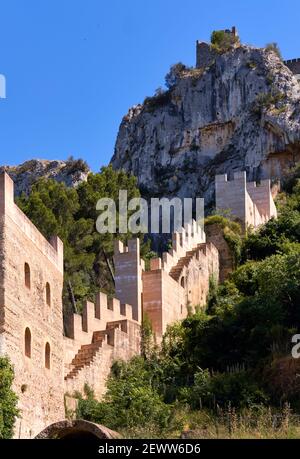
[0, 158, 90, 196]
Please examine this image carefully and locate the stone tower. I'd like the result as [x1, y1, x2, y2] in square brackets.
[0, 172, 65, 438]
[196, 26, 238, 69]
[215, 171, 277, 231]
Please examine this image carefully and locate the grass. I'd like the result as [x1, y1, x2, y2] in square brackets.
[119, 404, 300, 439]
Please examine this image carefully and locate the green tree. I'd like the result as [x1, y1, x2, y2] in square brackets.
[0, 357, 19, 439]
[17, 165, 149, 312]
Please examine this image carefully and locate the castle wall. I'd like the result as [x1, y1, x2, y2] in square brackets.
[196, 42, 217, 69]
[215, 171, 277, 231]
[185, 243, 219, 307]
[114, 239, 144, 323]
[142, 268, 186, 341]
[142, 238, 219, 341]
[63, 285, 141, 399]
[205, 223, 235, 283]
[0, 172, 64, 438]
[216, 171, 247, 228]
[284, 59, 300, 80]
[65, 320, 141, 399]
[246, 180, 277, 224]
[142, 269, 163, 338]
[196, 28, 238, 69]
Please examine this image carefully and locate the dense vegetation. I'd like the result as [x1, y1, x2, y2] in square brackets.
[0, 357, 18, 439]
[18, 165, 151, 313]
[77, 165, 300, 438]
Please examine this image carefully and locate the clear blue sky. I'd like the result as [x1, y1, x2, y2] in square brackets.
[0, 0, 299, 171]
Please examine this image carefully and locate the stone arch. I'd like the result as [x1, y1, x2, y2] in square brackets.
[35, 420, 121, 440]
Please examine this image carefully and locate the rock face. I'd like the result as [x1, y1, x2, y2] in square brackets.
[0, 159, 90, 196]
[111, 45, 300, 206]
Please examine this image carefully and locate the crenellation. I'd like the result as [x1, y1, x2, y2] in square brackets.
[284, 59, 300, 80]
[120, 303, 133, 318]
[150, 257, 162, 271]
[215, 170, 277, 230]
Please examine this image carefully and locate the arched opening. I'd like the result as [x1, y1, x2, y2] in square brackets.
[46, 283, 51, 306]
[180, 276, 185, 288]
[24, 263, 31, 289]
[45, 342, 51, 369]
[25, 327, 31, 358]
[35, 420, 120, 440]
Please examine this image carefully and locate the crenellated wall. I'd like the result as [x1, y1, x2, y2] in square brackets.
[284, 59, 300, 81]
[142, 238, 219, 341]
[154, 220, 206, 275]
[103, 221, 216, 342]
[63, 287, 141, 398]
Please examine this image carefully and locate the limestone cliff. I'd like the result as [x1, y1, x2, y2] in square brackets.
[111, 45, 300, 205]
[0, 158, 90, 196]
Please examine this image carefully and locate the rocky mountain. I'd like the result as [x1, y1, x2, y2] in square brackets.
[0, 158, 90, 196]
[111, 44, 300, 206]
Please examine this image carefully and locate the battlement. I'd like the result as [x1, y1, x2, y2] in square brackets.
[284, 58, 300, 64]
[283, 59, 300, 80]
[150, 220, 206, 274]
[64, 316, 141, 398]
[215, 171, 277, 230]
[65, 290, 135, 343]
[0, 171, 64, 272]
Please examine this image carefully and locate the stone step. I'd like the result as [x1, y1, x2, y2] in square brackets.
[65, 339, 103, 381]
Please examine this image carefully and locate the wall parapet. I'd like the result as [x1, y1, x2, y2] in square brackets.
[0, 171, 64, 272]
[65, 290, 135, 343]
[149, 220, 206, 274]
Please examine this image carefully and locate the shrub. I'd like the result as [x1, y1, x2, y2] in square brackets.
[76, 358, 172, 431]
[144, 88, 171, 112]
[65, 156, 90, 174]
[265, 42, 282, 60]
[231, 261, 260, 296]
[165, 63, 187, 89]
[252, 91, 285, 115]
[211, 30, 239, 54]
[0, 357, 19, 439]
[205, 215, 242, 266]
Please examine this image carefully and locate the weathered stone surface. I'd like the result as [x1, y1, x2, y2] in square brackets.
[0, 173, 65, 439]
[0, 159, 90, 196]
[111, 45, 300, 206]
[35, 419, 121, 439]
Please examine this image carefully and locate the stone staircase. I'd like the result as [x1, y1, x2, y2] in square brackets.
[169, 243, 205, 282]
[64, 321, 128, 381]
[64, 327, 113, 381]
[65, 338, 104, 381]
